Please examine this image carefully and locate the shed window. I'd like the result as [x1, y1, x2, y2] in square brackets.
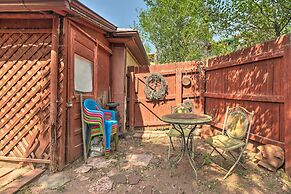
[74, 54, 93, 93]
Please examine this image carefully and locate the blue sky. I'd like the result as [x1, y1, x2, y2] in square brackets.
[80, 0, 147, 28]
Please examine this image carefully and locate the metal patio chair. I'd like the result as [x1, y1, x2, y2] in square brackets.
[205, 106, 254, 179]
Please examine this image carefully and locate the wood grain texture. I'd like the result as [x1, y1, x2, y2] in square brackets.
[0, 29, 52, 161]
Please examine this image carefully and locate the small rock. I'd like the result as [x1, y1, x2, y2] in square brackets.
[107, 169, 119, 177]
[282, 184, 289, 192]
[110, 159, 118, 163]
[78, 175, 90, 181]
[110, 174, 127, 184]
[153, 190, 161, 194]
[128, 173, 141, 185]
[74, 165, 92, 173]
[150, 158, 160, 164]
[142, 185, 153, 194]
[88, 176, 113, 194]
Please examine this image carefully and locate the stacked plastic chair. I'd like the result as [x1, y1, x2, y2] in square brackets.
[83, 99, 118, 157]
[83, 100, 104, 156]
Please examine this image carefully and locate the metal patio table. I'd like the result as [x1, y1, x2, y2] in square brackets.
[161, 113, 212, 179]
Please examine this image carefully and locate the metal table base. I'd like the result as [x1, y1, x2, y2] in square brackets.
[168, 124, 197, 179]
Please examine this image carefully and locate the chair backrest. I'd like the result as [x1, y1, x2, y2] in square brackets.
[84, 98, 98, 111]
[171, 104, 190, 114]
[171, 104, 190, 129]
[222, 106, 254, 141]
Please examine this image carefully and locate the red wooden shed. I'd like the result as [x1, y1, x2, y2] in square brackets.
[0, 0, 149, 170]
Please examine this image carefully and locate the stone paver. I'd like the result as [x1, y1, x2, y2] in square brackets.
[88, 176, 113, 194]
[107, 169, 119, 177]
[128, 173, 142, 185]
[74, 165, 92, 173]
[87, 157, 111, 169]
[125, 154, 153, 167]
[110, 174, 127, 184]
[142, 185, 153, 194]
[38, 172, 70, 190]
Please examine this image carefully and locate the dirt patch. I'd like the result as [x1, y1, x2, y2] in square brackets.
[19, 133, 291, 194]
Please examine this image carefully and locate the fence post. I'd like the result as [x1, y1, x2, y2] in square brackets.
[50, 15, 60, 172]
[176, 68, 182, 104]
[129, 67, 136, 131]
[284, 46, 291, 177]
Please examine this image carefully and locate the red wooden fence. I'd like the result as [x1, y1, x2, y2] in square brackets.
[128, 61, 204, 129]
[205, 34, 291, 177]
[128, 34, 291, 176]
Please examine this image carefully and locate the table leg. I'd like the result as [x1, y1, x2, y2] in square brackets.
[168, 124, 185, 166]
[168, 124, 198, 179]
[185, 125, 197, 179]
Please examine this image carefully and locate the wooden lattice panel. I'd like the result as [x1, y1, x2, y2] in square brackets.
[0, 32, 52, 160]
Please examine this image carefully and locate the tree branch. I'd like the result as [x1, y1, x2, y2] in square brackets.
[250, 0, 274, 23]
[279, 17, 291, 33]
[274, 0, 291, 11]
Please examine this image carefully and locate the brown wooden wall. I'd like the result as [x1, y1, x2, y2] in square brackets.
[128, 61, 204, 129]
[0, 20, 53, 162]
[64, 19, 112, 163]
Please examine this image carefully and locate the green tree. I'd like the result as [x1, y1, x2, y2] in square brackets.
[206, 0, 291, 49]
[138, 0, 291, 63]
[138, 0, 214, 63]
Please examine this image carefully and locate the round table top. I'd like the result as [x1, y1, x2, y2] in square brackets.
[161, 113, 212, 125]
[106, 102, 120, 108]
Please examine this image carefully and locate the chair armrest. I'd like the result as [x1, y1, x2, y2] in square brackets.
[84, 108, 104, 116]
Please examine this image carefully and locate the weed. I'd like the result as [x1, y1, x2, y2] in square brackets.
[202, 153, 212, 166]
[207, 180, 218, 191]
[56, 185, 65, 192]
[265, 178, 275, 189]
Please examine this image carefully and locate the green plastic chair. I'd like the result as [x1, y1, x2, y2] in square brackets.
[205, 106, 254, 179]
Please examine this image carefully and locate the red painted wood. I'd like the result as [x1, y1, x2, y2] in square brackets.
[283, 47, 291, 177]
[204, 34, 291, 176]
[66, 20, 111, 163]
[129, 61, 203, 128]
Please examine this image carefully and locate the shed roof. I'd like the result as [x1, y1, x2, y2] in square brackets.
[0, 0, 117, 32]
[0, 0, 149, 66]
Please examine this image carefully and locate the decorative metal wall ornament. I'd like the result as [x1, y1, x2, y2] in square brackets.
[182, 75, 191, 86]
[144, 73, 168, 101]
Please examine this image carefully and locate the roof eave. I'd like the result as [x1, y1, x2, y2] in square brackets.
[0, 0, 69, 12]
[0, 0, 117, 32]
[68, 1, 116, 32]
[109, 31, 150, 66]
